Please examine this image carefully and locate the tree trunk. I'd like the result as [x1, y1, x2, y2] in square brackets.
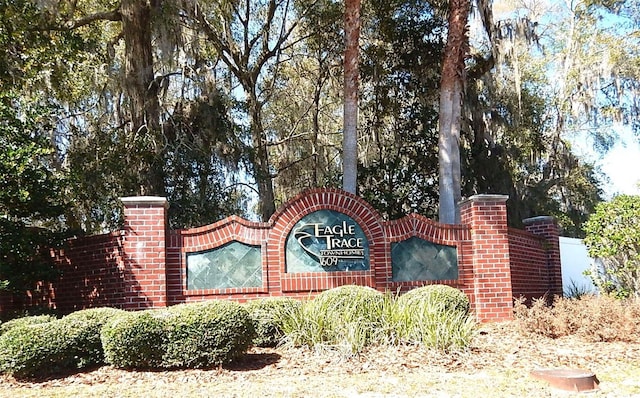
[438, 0, 469, 224]
[343, 0, 361, 194]
[248, 94, 276, 221]
[120, 0, 164, 196]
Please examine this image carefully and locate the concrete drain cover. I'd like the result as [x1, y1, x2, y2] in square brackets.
[530, 368, 599, 392]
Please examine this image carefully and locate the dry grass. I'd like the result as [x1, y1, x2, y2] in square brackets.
[514, 295, 640, 342]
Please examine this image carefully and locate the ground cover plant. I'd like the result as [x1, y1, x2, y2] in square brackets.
[1, 287, 639, 397]
[1, 293, 639, 397]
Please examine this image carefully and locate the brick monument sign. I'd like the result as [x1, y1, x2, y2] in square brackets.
[1, 189, 562, 322]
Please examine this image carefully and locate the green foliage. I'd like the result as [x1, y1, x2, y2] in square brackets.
[0, 314, 56, 336]
[162, 301, 255, 368]
[101, 310, 169, 369]
[397, 285, 470, 314]
[563, 278, 595, 299]
[281, 286, 387, 354]
[0, 308, 122, 378]
[244, 297, 302, 347]
[392, 303, 476, 349]
[394, 287, 475, 349]
[583, 195, 640, 298]
[59, 307, 126, 367]
[358, 0, 444, 219]
[102, 302, 255, 370]
[280, 285, 476, 354]
[0, 92, 70, 296]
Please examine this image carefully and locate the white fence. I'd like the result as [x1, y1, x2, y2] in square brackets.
[559, 237, 597, 294]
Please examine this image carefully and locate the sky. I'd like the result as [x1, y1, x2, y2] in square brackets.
[600, 138, 640, 197]
[488, 0, 640, 200]
[572, 126, 640, 199]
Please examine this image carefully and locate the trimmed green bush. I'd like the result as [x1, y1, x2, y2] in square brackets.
[102, 301, 255, 369]
[101, 310, 168, 369]
[0, 307, 125, 378]
[397, 285, 470, 314]
[163, 301, 255, 368]
[0, 314, 56, 336]
[0, 322, 57, 377]
[244, 297, 301, 347]
[59, 307, 126, 368]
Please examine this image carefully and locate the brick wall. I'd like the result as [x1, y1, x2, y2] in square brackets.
[1, 189, 563, 321]
[53, 231, 127, 314]
[0, 231, 126, 317]
[508, 216, 563, 302]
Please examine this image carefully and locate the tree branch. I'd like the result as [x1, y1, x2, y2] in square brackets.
[63, 9, 122, 30]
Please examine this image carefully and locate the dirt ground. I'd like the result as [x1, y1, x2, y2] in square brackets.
[1, 321, 639, 397]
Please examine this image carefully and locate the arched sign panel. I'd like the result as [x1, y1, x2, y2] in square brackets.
[285, 210, 370, 272]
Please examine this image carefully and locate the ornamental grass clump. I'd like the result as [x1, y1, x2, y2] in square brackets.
[281, 285, 388, 354]
[395, 285, 476, 350]
[398, 284, 470, 314]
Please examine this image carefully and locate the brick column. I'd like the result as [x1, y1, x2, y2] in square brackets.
[460, 194, 513, 322]
[523, 216, 563, 298]
[120, 196, 169, 309]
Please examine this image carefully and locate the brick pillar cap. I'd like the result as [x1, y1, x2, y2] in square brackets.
[120, 196, 169, 208]
[523, 215, 556, 225]
[459, 194, 509, 206]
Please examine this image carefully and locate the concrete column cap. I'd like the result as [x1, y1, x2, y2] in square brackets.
[459, 194, 509, 206]
[522, 215, 556, 225]
[120, 196, 169, 208]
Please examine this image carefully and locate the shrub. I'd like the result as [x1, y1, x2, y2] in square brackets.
[0, 322, 58, 377]
[0, 314, 56, 336]
[59, 307, 126, 368]
[0, 307, 123, 378]
[102, 301, 255, 369]
[244, 297, 301, 347]
[395, 285, 475, 349]
[163, 301, 255, 368]
[101, 310, 169, 369]
[584, 195, 640, 298]
[514, 295, 640, 342]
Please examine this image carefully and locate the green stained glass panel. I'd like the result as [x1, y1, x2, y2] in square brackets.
[187, 241, 262, 290]
[391, 237, 458, 281]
